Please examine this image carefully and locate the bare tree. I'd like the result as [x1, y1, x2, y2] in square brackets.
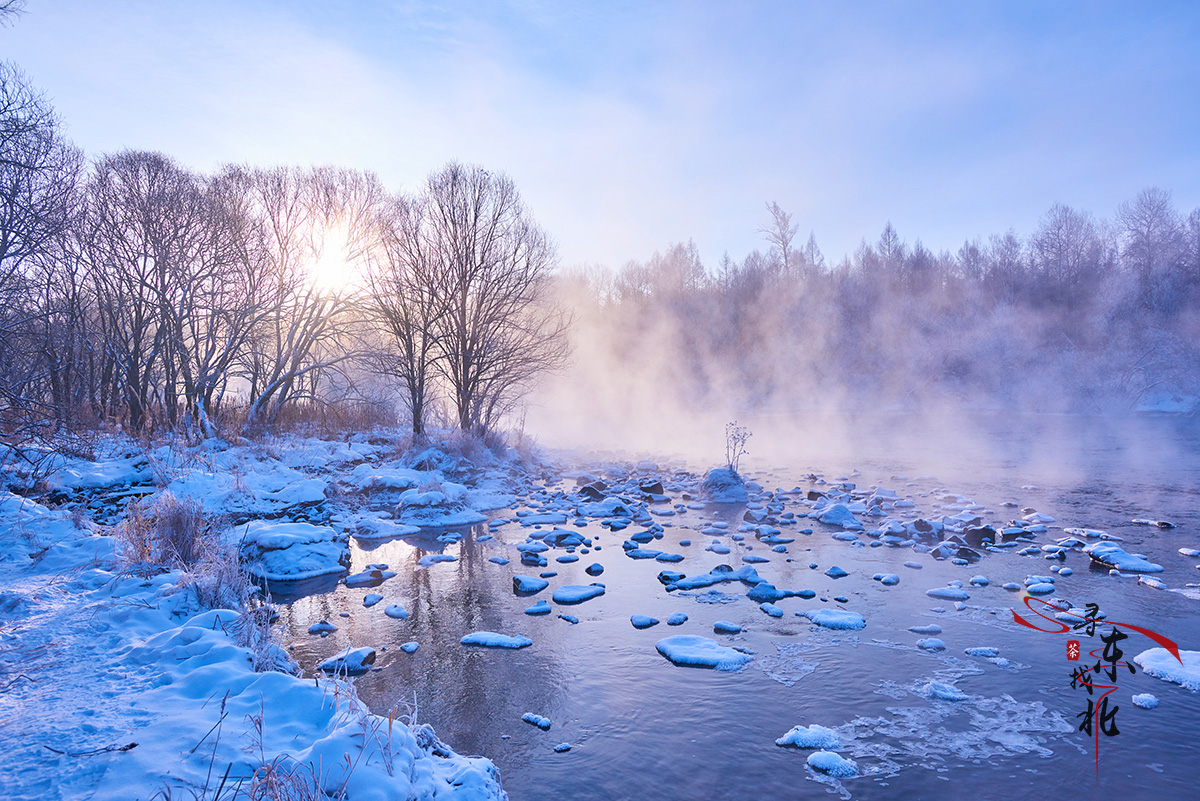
[364, 192, 443, 438]
[0, 1, 25, 26]
[423, 163, 570, 435]
[222, 165, 375, 427]
[1117, 187, 1185, 313]
[0, 62, 84, 451]
[760, 201, 798, 275]
[1029, 203, 1108, 310]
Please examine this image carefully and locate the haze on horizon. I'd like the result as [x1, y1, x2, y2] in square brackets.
[4, 0, 1198, 272]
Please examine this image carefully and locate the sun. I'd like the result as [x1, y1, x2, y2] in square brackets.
[306, 224, 356, 293]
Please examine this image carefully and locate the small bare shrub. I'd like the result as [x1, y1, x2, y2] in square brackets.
[725, 420, 751, 475]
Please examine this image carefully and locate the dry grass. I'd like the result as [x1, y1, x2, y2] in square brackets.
[115, 493, 211, 570]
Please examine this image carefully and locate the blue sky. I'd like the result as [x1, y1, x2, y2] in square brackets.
[3, 0, 1198, 269]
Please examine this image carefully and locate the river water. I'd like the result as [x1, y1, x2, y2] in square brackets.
[277, 413, 1200, 800]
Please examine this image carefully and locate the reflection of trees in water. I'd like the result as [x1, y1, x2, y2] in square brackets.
[342, 522, 567, 754]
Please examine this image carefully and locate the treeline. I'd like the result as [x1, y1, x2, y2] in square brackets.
[0, 62, 566, 456]
[560, 194, 1200, 416]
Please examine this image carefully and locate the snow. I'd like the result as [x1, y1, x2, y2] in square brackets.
[631, 614, 660, 628]
[824, 565, 849, 579]
[713, 621, 743, 634]
[1084, 541, 1164, 573]
[525, 600, 553, 615]
[806, 750, 858, 778]
[362, 592, 383, 607]
[667, 612, 688, 626]
[655, 635, 754, 671]
[460, 631, 533, 649]
[400, 641, 420, 653]
[418, 553, 458, 567]
[760, 602, 784, 617]
[776, 724, 841, 749]
[384, 604, 409, 619]
[552, 584, 606, 604]
[795, 608, 864, 630]
[554, 742, 572, 752]
[917, 638, 947, 651]
[1134, 648, 1200, 691]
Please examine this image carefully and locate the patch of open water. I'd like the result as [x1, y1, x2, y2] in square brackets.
[277, 414, 1200, 799]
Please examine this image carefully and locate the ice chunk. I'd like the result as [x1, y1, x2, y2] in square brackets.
[384, 604, 409, 620]
[525, 600, 552, 615]
[713, 621, 742, 634]
[552, 584, 606, 604]
[488, 556, 510, 565]
[800, 609, 866, 630]
[824, 566, 849, 579]
[1132, 693, 1159, 709]
[399, 641, 419, 653]
[921, 681, 968, 701]
[806, 750, 858, 778]
[909, 624, 942, 634]
[554, 742, 572, 752]
[1134, 648, 1200, 690]
[363, 593, 383, 607]
[917, 638, 946, 651]
[667, 612, 688, 626]
[760, 602, 784, 617]
[308, 620, 338, 635]
[461, 632, 533, 649]
[656, 635, 754, 671]
[775, 724, 841, 749]
[965, 646, 1000, 658]
[631, 615, 659, 629]
[585, 563, 604, 576]
[903, 561, 923, 569]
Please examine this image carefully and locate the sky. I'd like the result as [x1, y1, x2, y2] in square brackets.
[3, 0, 1199, 271]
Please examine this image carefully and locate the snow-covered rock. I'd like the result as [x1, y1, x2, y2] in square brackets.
[806, 750, 858, 777]
[239, 521, 349, 581]
[775, 724, 841, 749]
[800, 609, 866, 630]
[318, 646, 376, 674]
[655, 635, 753, 671]
[1134, 648, 1200, 691]
[460, 632, 533, 649]
[1084, 542, 1164, 573]
[703, 468, 749, 503]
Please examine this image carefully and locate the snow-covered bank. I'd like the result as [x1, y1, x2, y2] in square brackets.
[0, 435, 511, 800]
